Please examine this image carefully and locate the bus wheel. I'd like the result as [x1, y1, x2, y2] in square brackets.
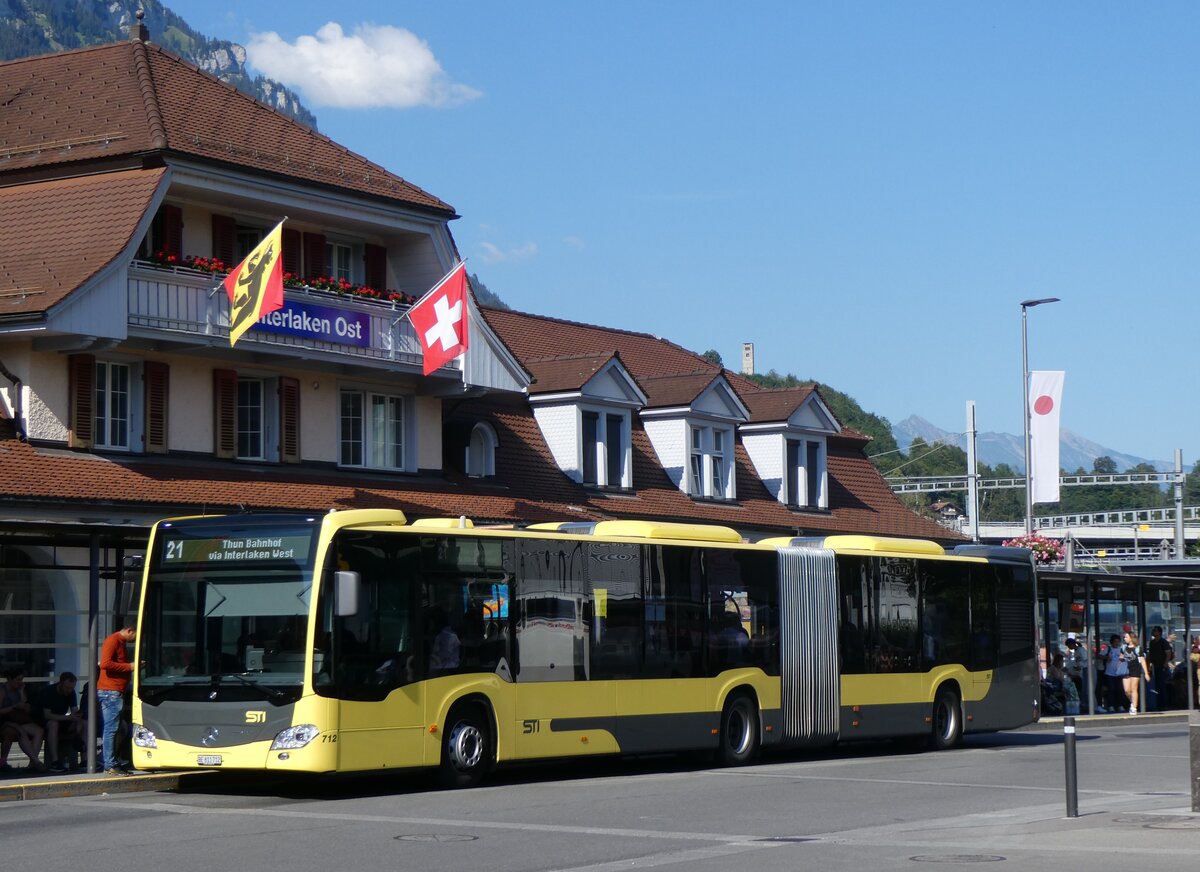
[439, 705, 491, 789]
[930, 687, 963, 751]
[719, 694, 759, 766]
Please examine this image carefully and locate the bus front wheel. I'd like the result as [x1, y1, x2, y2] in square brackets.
[719, 694, 759, 766]
[930, 687, 963, 751]
[439, 705, 491, 788]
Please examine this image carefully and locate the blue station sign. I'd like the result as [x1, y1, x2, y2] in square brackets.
[253, 300, 371, 347]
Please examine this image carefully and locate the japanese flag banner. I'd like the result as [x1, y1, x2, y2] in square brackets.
[1029, 370, 1064, 504]
[408, 262, 469, 375]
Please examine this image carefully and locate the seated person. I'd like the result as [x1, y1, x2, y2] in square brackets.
[34, 671, 87, 772]
[1, 668, 46, 773]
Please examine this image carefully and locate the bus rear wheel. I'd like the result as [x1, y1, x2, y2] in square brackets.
[930, 687, 963, 751]
[438, 705, 491, 789]
[719, 694, 759, 766]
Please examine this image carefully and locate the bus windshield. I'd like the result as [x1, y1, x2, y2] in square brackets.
[138, 517, 320, 703]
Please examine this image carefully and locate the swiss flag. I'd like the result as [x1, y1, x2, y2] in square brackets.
[409, 263, 469, 375]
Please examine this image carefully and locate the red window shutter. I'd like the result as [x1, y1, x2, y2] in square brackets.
[144, 361, 169, 454]
[161, 204, 183, 257]
[213, 369, 238, 459]
[212, 214, 237, 268]
[303, 232, 326, 278]
[279, 377, 301, 464]
[67, 354, 96, 449]
[282, 228, 302, 277]
[364, 243, 387, 290]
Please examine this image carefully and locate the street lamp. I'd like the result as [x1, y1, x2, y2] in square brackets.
[1021, 297, 1060, 535]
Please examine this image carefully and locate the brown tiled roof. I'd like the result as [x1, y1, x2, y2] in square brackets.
[525, 352, 617, 394]
[741, 386, 818, 423]
[483, 307, 717, 382]
[0, 40, 452, 214]
[0, 434, 598, 527]
[479, 306, 956, 540]
[0, 168, 166, 315]
[637, 371, 727, 409]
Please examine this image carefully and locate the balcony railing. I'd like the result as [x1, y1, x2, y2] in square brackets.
[126, 261, 452, 371]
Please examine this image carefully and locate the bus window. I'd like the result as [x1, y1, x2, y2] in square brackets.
[922, 561, 970, 669]
[874, 557, 919, 673]
[589, 541, 642, 680]
[838, 556, 869, 674]
[644, 546, 704, 679]
[968, 564, 997, 672]
[705, 549, 779, 676]
[517, 540, 589, 681]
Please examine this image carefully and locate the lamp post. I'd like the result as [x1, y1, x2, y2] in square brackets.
[1021, 297, 1060, 535]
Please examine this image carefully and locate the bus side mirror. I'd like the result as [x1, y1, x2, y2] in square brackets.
[118, 555, 143, 616]
[334, 571, 360, 617]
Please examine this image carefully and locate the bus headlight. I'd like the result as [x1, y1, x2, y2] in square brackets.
[271, 724, 320, 750]
[132, 724, 158, 748]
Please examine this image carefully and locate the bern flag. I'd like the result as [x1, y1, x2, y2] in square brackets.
[409, 262, 469, 375]
[1029, 370, 1064, 504]
[224, 219, 285, 347]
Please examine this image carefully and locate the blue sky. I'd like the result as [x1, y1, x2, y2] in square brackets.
[165, 1, 1199, 467]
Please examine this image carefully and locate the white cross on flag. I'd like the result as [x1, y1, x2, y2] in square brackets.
[1029, 370, 1064, 504]
[409, 262, 469, 375]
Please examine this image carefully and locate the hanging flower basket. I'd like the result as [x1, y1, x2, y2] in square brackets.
[1002, 533, 1064, 564]
[147, 251, 415, 305]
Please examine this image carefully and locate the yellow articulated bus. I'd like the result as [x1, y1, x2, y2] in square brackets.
[131, 510, 1039, 787]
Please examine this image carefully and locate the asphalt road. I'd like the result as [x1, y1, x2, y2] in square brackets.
[5, 720, 1197, 872]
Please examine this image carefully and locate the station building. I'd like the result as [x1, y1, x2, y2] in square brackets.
[2, 27, 1192, 711]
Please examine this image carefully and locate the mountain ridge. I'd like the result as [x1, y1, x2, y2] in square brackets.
[894, 415, 1172, 473]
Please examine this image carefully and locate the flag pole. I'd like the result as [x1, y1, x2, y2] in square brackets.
[401, 259, 467, 323]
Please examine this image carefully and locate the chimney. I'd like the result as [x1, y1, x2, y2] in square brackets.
[741, 342, 755, 376]
[130, 8, 149, 42]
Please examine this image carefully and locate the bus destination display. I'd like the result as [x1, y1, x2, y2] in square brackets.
[160, 532, 313, 567]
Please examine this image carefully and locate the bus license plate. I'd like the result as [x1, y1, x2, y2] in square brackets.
[196, 755, 223, 766]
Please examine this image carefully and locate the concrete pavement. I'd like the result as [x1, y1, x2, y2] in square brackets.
[2, 710, 1195, 803]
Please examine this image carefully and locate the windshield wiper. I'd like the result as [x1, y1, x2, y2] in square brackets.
[212, 671, 292, 702]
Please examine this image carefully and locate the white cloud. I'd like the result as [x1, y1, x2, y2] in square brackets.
[247, 22, 482, 109]
[480, 241, 538, 265]
[563, 235, 586, 250]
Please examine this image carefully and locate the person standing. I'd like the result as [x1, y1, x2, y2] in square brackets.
[1120, 631, 1148, 715]
[1102, 634, 1128, 714]
[1145, 626, 1173, 711]
[98, 624, 136, 775]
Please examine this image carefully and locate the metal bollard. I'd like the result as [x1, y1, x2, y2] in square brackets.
[1191, 711, 1200, 813]
[1063, 715, 1078, 817]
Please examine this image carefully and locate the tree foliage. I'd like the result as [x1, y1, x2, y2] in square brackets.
[468, 273, 509, 310]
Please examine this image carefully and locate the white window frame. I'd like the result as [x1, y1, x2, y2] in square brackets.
[235, 381, 266, 462]
[326, 241, 354, 283]
[580, 406, 630, 489]
[466, 422, 498, 478]
[785, 436, 828, 509]
[339, 387, 408, 472]
[94, 360, 132, 451]
[688, 422, 734, 499]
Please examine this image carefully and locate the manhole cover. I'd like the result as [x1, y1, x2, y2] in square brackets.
[909, 855, 1006, 864]
[394, 834, 478, 842]
[756, 837, 817, 843]
[1145, 819, 1200, 830]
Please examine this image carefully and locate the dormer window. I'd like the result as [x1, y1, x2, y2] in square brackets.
[466, 422, 497, 478]
[582, 409, 629, 488]
[786, 438, 826, 508]
[689, 423, 733, 499]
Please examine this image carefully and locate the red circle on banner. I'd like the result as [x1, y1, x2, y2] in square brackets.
[1033, 395, 1054, 415]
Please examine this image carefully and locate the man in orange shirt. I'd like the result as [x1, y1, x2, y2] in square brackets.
[98, 624, 136, 775]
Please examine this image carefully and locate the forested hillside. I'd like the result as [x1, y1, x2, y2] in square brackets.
[0, 0, 317, 128]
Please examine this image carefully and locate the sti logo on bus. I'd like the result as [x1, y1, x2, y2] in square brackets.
[245, 711, 266, 724]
